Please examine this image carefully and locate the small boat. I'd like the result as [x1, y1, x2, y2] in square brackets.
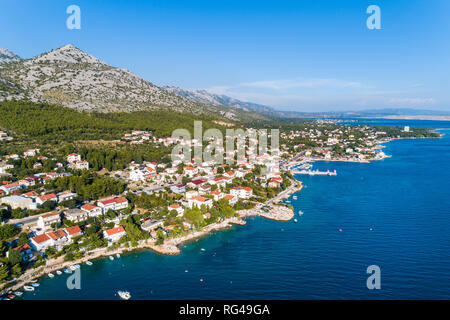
[293, 196, 298, 200]
[23, 286, 34, 292]
[109, 256, 114, 261]
[298, 210, 304, 216]
[56, 270, 62, 275]
[64, 268, 71, 274]
[294, 219, 298, 223]
[7, 294, 15, 299]
[116, 253, 121, 258]
[48, 273, 55, 278]
[31, 282, 40, 287]
[117, 290, 131, 300]
[14, 291, 23, 296]
[85, 261, 93, 266]
[200, 248, 205, 252]
[70, 265, 77, 271]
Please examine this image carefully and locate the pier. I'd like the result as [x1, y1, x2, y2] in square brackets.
[291, 169, 337, 176]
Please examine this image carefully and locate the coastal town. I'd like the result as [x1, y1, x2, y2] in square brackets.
[0, 122, 439, 298]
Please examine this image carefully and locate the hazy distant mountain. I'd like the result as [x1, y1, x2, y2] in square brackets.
[357, 108, 450, 116]
[0, 44, 221, 115]
[0, 48, 21, 64]
[163, 86, 276, 114]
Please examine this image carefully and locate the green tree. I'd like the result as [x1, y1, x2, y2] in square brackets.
[8, 248, 23, 265]
[0, 263, 9, 282]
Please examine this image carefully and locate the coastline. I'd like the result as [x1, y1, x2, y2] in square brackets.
[1, 184, 301, 293]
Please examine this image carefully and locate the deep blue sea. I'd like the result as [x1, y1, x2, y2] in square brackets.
[25, 119, 450, 299]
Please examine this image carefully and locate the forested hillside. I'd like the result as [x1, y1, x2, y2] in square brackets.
[0, 100, 231, 143]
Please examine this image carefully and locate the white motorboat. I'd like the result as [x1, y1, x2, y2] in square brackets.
[23, 286, 34, 292]
[117, 290, 131, 300]
[85, 261, 93, 266]
[294, 219, 298, 223]
[31, 282, 40, 287]
[70, 265, 77, 271]
[48, 273, 54, 278]
[14, 291, 23, 296]
[116, 253, 121, 258]
[293, 196, 297, 200]
[299, 210, 304, 216]
[109, 256, 114, 261]
[56, 270, 62, 275]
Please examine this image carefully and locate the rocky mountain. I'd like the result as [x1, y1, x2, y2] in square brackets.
[0, 48, 21, 64]
[0, 45, 217, 114]
[163, 86, 276, 114]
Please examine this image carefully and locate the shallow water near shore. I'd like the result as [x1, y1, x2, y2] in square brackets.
[24, 119, 450, 299]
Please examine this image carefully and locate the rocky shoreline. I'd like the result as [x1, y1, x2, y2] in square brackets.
[1, 184, 301, 294]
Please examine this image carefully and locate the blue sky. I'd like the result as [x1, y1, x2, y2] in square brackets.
[1, 0, 449, 111]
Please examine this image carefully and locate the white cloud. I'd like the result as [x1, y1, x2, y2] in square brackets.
[204, 77, 438, 111]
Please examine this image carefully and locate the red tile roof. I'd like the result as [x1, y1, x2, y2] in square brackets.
[81, 203, 98, 211]
[105, 226, 126, 236]
[32, 233, 51, 244]
[41, 211, 60, 219]
[65, 225, 82, 236]
[47, 230, 67, 240]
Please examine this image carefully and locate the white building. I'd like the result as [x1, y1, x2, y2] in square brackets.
[81, 203, 103, 217]
[67, 153, 82, 164]
[37, 211, 61, 230]
[230, 187, 253, 199]
[187, 196, 213, 209]
[103, 226, 126, 242]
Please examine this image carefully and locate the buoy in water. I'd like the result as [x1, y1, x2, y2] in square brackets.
[339, 229, 343, 232]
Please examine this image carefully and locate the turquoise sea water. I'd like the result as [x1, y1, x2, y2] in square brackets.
[24, 120, 450, 299]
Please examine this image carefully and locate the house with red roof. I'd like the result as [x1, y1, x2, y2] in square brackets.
[36, 193, 58, 205]
[65, 226, 83, 240]
[30, 233, 52, 251]
[230, 186, 253, 199]
[103, 226, 126, 242]
[97, 197, 129, 212]
[168, 204, 184, 216]
[47, 229, 68, 247]
[81, 203, 103, 217]
[224, 194, 238, 206]
[187, 196, 213, 209]
[67, 153, 81, 164]
[11, 244, 33, 262]
[37, 211, 61, 229]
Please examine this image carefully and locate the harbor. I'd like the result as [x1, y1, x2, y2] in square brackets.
[291, 169, 337, 176]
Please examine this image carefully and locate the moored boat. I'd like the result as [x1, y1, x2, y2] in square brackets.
[48, 273, 54, 278]
[85, 261, 93, 266]
[56, 270, 62, 275]
[109, 256, 114, 261]
[23, 286, 34, 292]
[116, 253, 121, 258]
[14, 291, 23, 296]
[31, 282, 40, 287]
[117, 290, 131, 300]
